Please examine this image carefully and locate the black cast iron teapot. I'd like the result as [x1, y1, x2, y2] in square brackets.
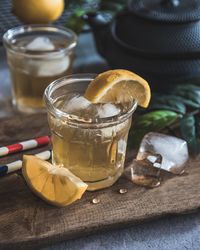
[84, 0, 200, 88]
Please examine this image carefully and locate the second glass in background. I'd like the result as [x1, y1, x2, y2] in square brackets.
[3, 25, 77, 113]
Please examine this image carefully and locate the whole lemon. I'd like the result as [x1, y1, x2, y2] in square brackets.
[12, 0, 65, 24]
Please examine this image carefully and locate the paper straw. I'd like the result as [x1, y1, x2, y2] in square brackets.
[0, 150, 51, 177]
[0, 136, 50, 157]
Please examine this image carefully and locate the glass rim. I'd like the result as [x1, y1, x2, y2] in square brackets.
[3, 24, 77, 58]
[44, 73, 137, 128]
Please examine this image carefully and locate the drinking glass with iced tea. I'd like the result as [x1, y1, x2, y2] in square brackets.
[3, 25, 77, 113]
[44, 70, 151, 191]
[20, 70, 150, 206]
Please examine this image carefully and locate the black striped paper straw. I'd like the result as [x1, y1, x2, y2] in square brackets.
[0, 150, 51, 177]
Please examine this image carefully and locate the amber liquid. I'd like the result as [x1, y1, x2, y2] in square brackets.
[9, 65, 72, 111]
[7, 37, 74, 112]
[48, 111, 131, 191]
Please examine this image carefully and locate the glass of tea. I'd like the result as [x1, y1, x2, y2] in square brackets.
[3, 25, 77, 113]
[44, 74, 137, 191]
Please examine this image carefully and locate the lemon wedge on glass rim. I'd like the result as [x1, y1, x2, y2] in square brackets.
[22, 155, 88, 207]
[84, 69, 151, 108]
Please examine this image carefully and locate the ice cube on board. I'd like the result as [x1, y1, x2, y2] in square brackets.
[137, 132, 189, 174]
[124, 157, 162, 188]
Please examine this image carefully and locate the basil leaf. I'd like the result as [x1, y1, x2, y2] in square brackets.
[128, 110, 180, 149]
[65, 10, 86, 34]
[150, 95, 186, 114]
[169, 84, 200, 108]
[65, 0, 127, 32]
[180, 114, 200, 154]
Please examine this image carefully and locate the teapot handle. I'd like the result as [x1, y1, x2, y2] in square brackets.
[161, 0, 180, 7]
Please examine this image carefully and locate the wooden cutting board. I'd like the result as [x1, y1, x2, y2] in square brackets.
[0, 114, 200, 249]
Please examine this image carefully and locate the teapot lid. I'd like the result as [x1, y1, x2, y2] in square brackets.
[129, 0, 200, 23]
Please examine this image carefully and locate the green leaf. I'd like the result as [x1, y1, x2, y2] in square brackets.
[64, 0, 127, 33]
[177, 97, 200, 109]
[150, 95, 186, 114]
[65, 10, 86, 34]
[128, 110, 180, 149]
[180, 114, 200, 154]
[169, 84, 200, 108]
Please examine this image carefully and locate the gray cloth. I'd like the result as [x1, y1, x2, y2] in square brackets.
[42, 213, 200, 250]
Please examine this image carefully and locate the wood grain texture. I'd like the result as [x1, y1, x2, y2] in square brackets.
[0, 114, 200, 249]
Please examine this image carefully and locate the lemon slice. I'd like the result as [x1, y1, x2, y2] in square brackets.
[84, 69, 151, 108]
[22, 155, 88, 207]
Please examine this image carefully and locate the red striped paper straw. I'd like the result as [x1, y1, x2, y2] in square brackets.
[0, 136, 50, 157]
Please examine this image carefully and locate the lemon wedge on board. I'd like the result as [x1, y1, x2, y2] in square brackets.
[22, 155, 88, 207]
